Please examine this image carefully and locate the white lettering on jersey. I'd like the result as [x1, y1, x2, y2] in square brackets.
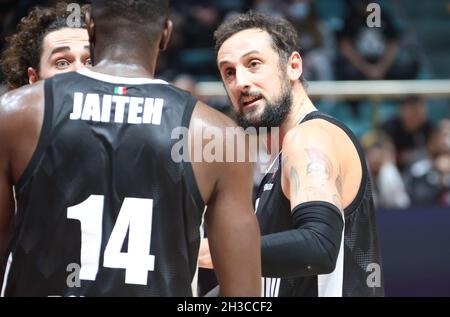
[101, 95, 112, 123]
[112, 95, 129, 123]
[143, 98, 163, 125]
[128, 97, 144, 124]
[70, 92, 164, 125]
[82, 94, 101, 122]
[70, 92, 84, 120]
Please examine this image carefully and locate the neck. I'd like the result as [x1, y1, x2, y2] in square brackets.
[266, 83, 317, 153]
[91, 42, 158, 78]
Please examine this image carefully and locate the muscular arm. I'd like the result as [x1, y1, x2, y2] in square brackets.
[0, 95, 17, 284]
[260, 123, 344, 278]
[0, 172, 14, 285]
[0, 83, 44, 285]
[282, 124, 343, 211]
[191, 102, 261, 296]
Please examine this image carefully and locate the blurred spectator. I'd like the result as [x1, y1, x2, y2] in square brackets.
[381, 96, 434, 171]
[253, 0, 284, 19]
[0, 1, 52, 47]
[173, 73, 200, 99]
[285, 0, 335, 80]
[336, 0, 419, 81]
[0, 0, 19, 83]
[0, 0, 17, 45]
[361, 131, 410, 209]
[404, 120, 450, 206]
[173, 0, 220, 78]
[336, 0, 420, 117]
[185, 2, 220, 49]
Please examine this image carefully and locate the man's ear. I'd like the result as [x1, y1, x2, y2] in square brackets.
[85, 10, 95, 64]
[287, 51, 303, 81]
[85, 10, 95, 41]
[159, 19, 173, 51]
[27, 67, 39, 85]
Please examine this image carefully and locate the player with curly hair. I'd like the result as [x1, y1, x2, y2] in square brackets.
[1, 1, 91, 91]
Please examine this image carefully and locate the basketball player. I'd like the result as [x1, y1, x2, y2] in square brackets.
[0, 1, 91, 294]
[201, 11, 384, 297]
[0, 1, 261, 296]
[1, 2, 91, 91]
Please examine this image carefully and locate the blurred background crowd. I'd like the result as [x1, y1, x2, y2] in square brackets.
[1, 0, 449, 209]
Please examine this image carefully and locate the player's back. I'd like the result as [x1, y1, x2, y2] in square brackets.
[2, 69, 205, 296]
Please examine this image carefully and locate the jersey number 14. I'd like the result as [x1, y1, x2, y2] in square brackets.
[67, 195, 155, 285]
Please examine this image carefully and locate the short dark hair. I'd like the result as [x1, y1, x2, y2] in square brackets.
[400, 95, 424, 107]
[0, 2, 89, 90]
[91, 0, 169, 40]
[214, 11, 305, 84]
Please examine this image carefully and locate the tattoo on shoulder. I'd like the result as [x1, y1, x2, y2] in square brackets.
[282, 155, 289, 169]
[332, 194, 343, 211]
[290, 166, 300, 197]
[305, 148, 333, 180]
[336, 173, 343, 196]
[305, 186, 328, 201]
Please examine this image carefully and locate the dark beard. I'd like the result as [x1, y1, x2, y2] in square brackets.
[234, 81, 292, 130]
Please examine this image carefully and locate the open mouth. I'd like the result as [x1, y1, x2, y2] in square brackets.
[241, 95, 263, 107]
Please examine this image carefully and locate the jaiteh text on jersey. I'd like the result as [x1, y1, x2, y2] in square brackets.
[69, 92, 164, 125]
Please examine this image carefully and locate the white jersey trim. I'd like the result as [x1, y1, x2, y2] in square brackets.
[1, 253, 12, 297]
[317, 215, 345, 297]
[77, 69, 169, 85]
[262, 277, 280, 297]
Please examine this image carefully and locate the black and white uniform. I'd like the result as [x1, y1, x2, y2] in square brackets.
[255, 111, 384, 297]
[2, 69, 204, 296]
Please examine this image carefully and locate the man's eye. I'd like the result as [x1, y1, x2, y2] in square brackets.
[85, 58, 92, 66]
[56, 59, 70, 69]
[225, 68, 235, 78]
[249, 61, 260, 68]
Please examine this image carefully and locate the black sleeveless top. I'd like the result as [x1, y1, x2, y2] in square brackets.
[255, 111, 384, 297]
[3, 70, 205, 296]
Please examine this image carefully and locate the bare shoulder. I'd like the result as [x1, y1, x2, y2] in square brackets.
[189, 101, 252, 204]
[191, 101, 249, 160]
[0, 82, 45, 161]
[191, 101, 237, 130]
[283, 120, 336, 153]
[0, 82, 44, 126]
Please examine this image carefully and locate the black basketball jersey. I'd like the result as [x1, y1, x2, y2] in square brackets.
[2, 69, 205, 296]
[255, 111, 384, 297]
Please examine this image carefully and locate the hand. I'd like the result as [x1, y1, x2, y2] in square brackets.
[364, 64, 387, 80]
[435, 154, 450, 175]
[198, 238, 214, 269]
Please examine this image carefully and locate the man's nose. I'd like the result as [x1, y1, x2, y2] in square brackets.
[235, 67, 251, 92]
[72, 60, 87, 71]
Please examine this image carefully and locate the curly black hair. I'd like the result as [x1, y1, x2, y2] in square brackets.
[0, 2, 89, 90]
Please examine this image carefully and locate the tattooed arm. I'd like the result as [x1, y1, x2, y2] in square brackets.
[259, 123, 344, 278]
[200, 123, 345, 278]
[281, 123, 344, 214]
